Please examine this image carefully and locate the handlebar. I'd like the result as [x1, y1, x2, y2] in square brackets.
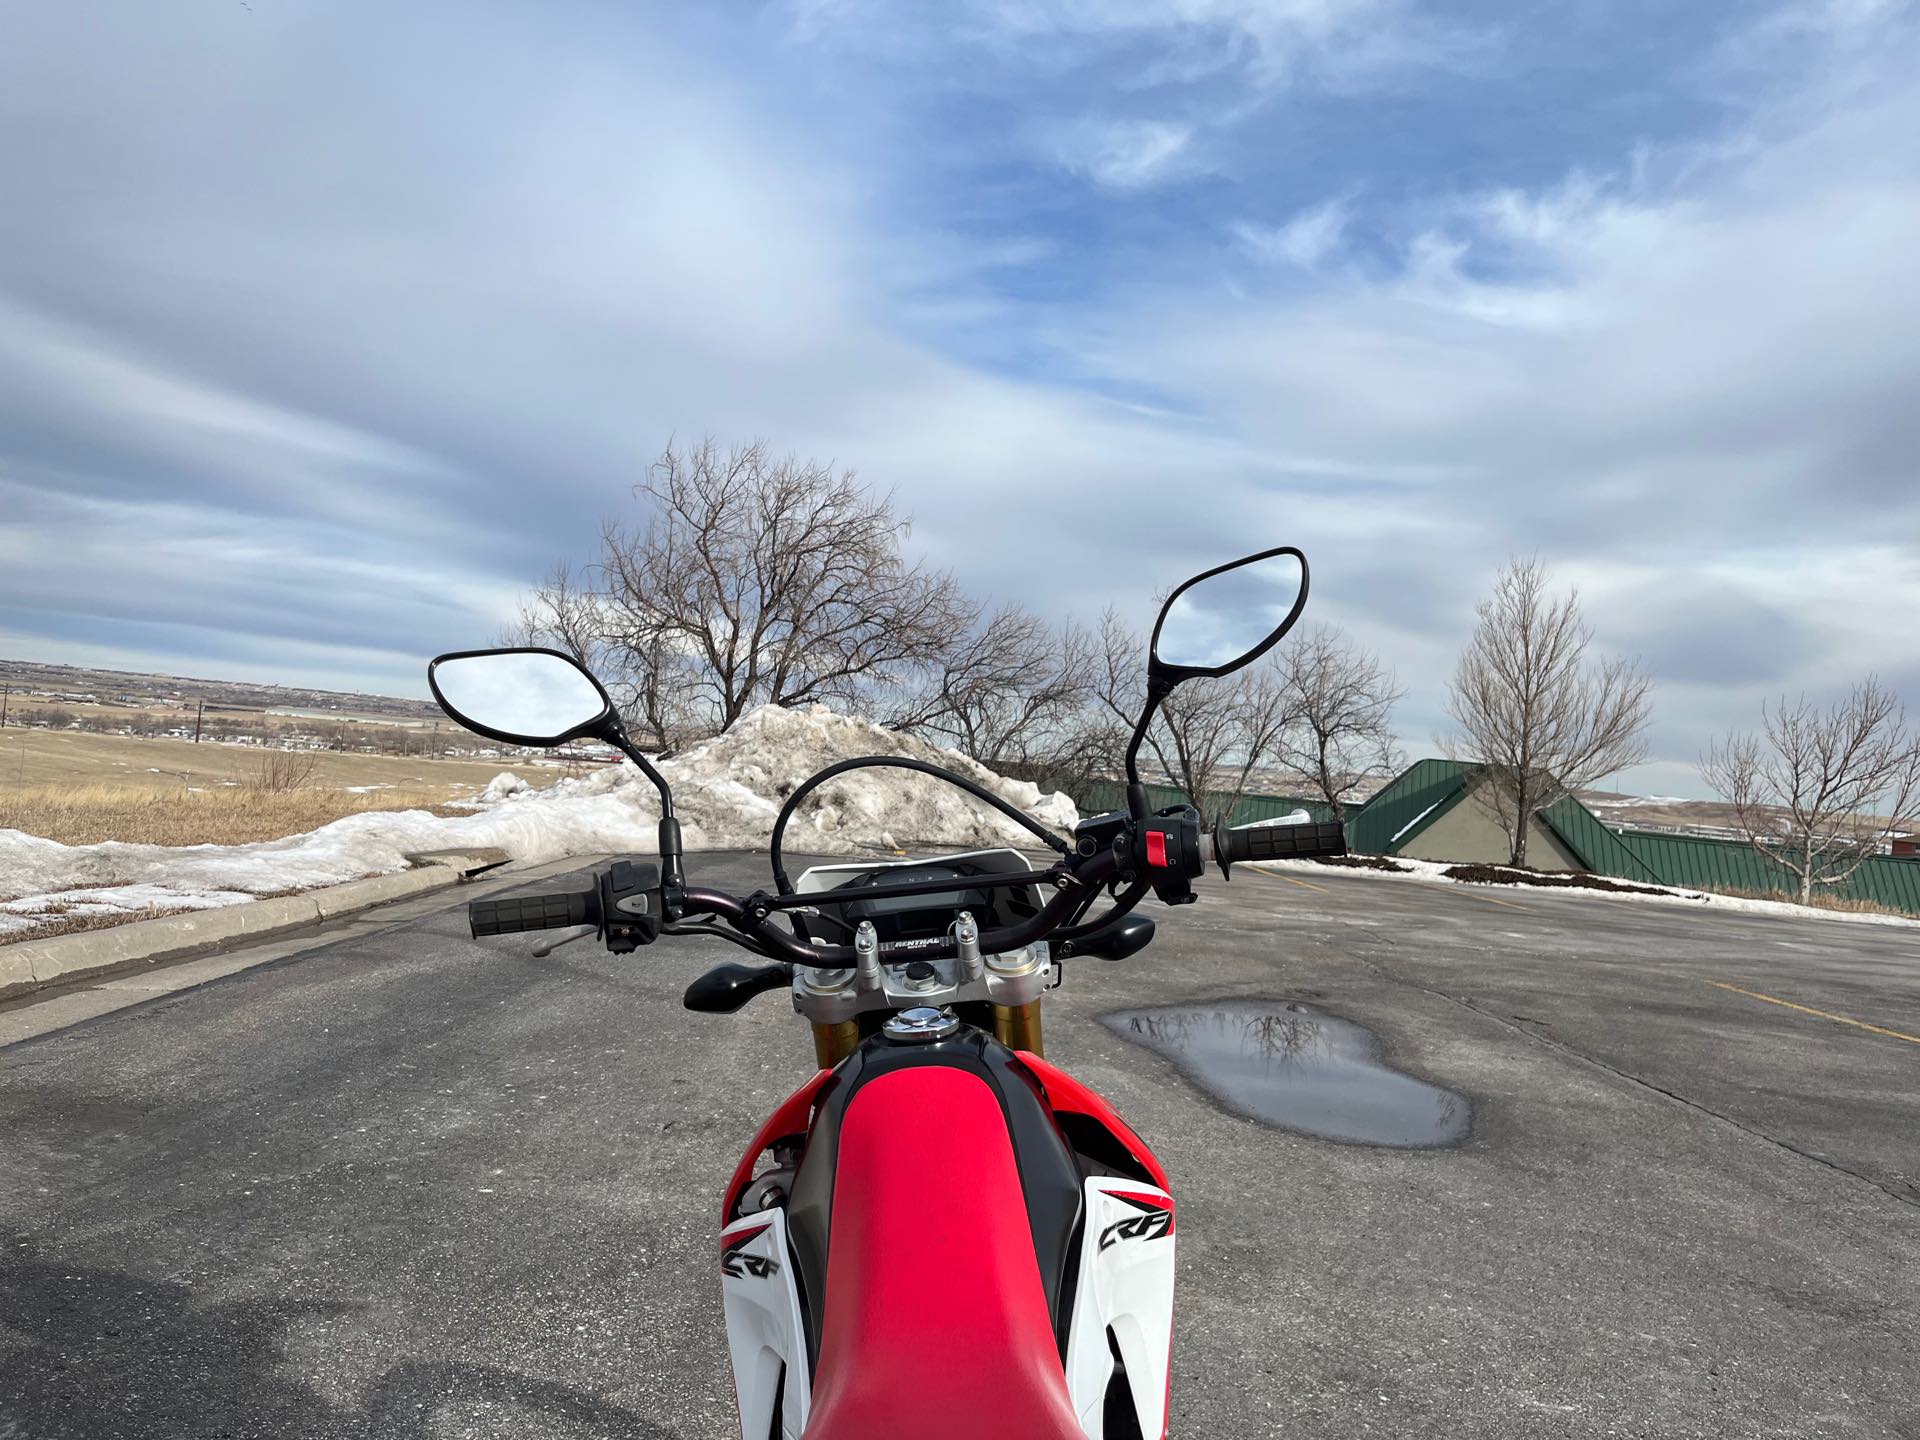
[1206, 816, 1347, 878]
[467, 846, 1122, 967]
[469, 888, 599, 936]
[467, 813, 1348, 965]
[679, 845, 1120, 969]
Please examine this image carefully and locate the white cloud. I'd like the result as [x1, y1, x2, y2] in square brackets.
[1039, 117, 1198, 189]
[1392, 231, 1590, 331]
[2, 0, 1917, 801]
[1234, 192, 1355, 268]
[0, 298, 465, 538]
[794, 0, 1484, 86]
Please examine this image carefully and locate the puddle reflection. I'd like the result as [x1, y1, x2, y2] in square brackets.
[1106, 1002, 1471, 1147]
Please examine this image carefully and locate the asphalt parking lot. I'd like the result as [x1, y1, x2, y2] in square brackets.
[3, 851, 1917, 1439]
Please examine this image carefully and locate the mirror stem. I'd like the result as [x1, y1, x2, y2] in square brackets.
[658, 814, 684, 891]
[600, 718, 685, 890]
[1122, 674, 1174, 818]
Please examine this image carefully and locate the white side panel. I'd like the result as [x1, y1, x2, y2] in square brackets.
[720, 1209, 811, 1440]
[1063, 1178, 1177, 1439]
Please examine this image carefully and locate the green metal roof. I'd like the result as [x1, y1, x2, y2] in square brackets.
[1539, 795, 1661, 881]
[1614, 830, 1920, 914]
[1347, 758, 1659, 880]
[1347, 758, 1470, 854]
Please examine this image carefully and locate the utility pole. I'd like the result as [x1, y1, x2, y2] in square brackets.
[1, 683, 9, 730]
[193, 700, 204, 743]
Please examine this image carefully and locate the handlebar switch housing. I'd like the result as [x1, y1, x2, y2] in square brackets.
[1140, 805, 1204, 905]
[1072, 809, 1131, 858]
[599, 860, 662, 954]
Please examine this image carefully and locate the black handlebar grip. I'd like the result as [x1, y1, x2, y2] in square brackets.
[468, 888, 597, 938]
[1213, 818, 1348, 877]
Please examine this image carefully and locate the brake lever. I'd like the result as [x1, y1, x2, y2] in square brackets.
[531, 925, 597, 958]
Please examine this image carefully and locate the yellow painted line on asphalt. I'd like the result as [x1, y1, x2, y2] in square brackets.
[1709, 981, 1920, 1047]
[1247, 866, 1331, 895]
[1459, 888, 1532, 912]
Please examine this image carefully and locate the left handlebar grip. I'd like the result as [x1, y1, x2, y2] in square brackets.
[469, 889, 597, 938]
[1209, 817, 1348, 878]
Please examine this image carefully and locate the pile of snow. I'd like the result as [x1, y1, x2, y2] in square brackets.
[475, 772, 532, 803]
[0, 704, 1080, 938]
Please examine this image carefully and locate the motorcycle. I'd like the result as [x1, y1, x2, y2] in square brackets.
[426, 545, 1346, 1439]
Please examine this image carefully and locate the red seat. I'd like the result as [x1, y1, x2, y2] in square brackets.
[802, 1065, 1085, 1440]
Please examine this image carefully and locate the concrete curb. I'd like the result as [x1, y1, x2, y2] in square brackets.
[0, 849, 509, 1003]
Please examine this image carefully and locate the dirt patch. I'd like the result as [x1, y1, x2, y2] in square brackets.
[1, 905, 195, 943]
[1310, 854, 1412, 874]
[1439, 864, 1695, 899]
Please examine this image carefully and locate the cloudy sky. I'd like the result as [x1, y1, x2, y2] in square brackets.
[3, 0, 1917, 797]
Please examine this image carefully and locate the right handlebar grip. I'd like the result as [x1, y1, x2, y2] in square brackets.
[469, 889, 597, 938]
[1214, 819, 1348, 876]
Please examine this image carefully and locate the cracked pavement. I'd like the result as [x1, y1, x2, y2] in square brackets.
[3, 851, 1918, 1438]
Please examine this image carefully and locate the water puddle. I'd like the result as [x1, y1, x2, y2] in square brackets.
[1105, 1001, 1470, 1148]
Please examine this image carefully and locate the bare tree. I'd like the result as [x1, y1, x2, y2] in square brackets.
[504, 561, 687, 750]
[1702, 678, 1920, 905]
[248, 750, 318, 793]
[599, 439, 969, 732]
[889, 606, 1094, 770]
[1276, 624, 1404, 822]
[1445, 557, 1652, 867]
[1091, 609, 1293, 826]
[505, 562, 607, 671]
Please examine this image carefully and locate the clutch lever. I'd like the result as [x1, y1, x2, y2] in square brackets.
[531, 924, 597, 958]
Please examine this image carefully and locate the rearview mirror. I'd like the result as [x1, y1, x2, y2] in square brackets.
[1124, 545, 1311, 799]
[428, 647, 613, 747]
[1150, 546, 1308, 681]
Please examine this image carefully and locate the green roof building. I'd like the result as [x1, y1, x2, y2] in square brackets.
[1348, 758, 1658, 879]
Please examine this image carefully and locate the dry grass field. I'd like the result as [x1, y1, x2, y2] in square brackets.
[0, 729, 549, 846]
[0, 784, 473, 847]
[0, 728, 531, 793]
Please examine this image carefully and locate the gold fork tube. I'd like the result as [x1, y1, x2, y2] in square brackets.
[992, 1000, 1044, 1056]
[811, 1019, 860, 1070]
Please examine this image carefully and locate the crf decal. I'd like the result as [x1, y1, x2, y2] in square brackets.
[721, 1221, 779, 1278]
[721, 1249, 781, 1279]
[1098, 1191, 1175, 1250]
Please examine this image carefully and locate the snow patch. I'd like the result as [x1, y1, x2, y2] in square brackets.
[1389, 799, 1444, 846]
[477, 772, 531, 803]
[2, 882, 257, 924]
[0, 705, 1080, 939]
[1250, 856, 1920, 930]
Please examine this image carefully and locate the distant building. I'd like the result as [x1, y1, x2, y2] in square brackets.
[1346, 758, 1628, 874]
[1336, 758, 1920, 913]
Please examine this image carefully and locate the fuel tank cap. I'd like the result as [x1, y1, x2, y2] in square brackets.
[883, 1006, 960, 1043]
